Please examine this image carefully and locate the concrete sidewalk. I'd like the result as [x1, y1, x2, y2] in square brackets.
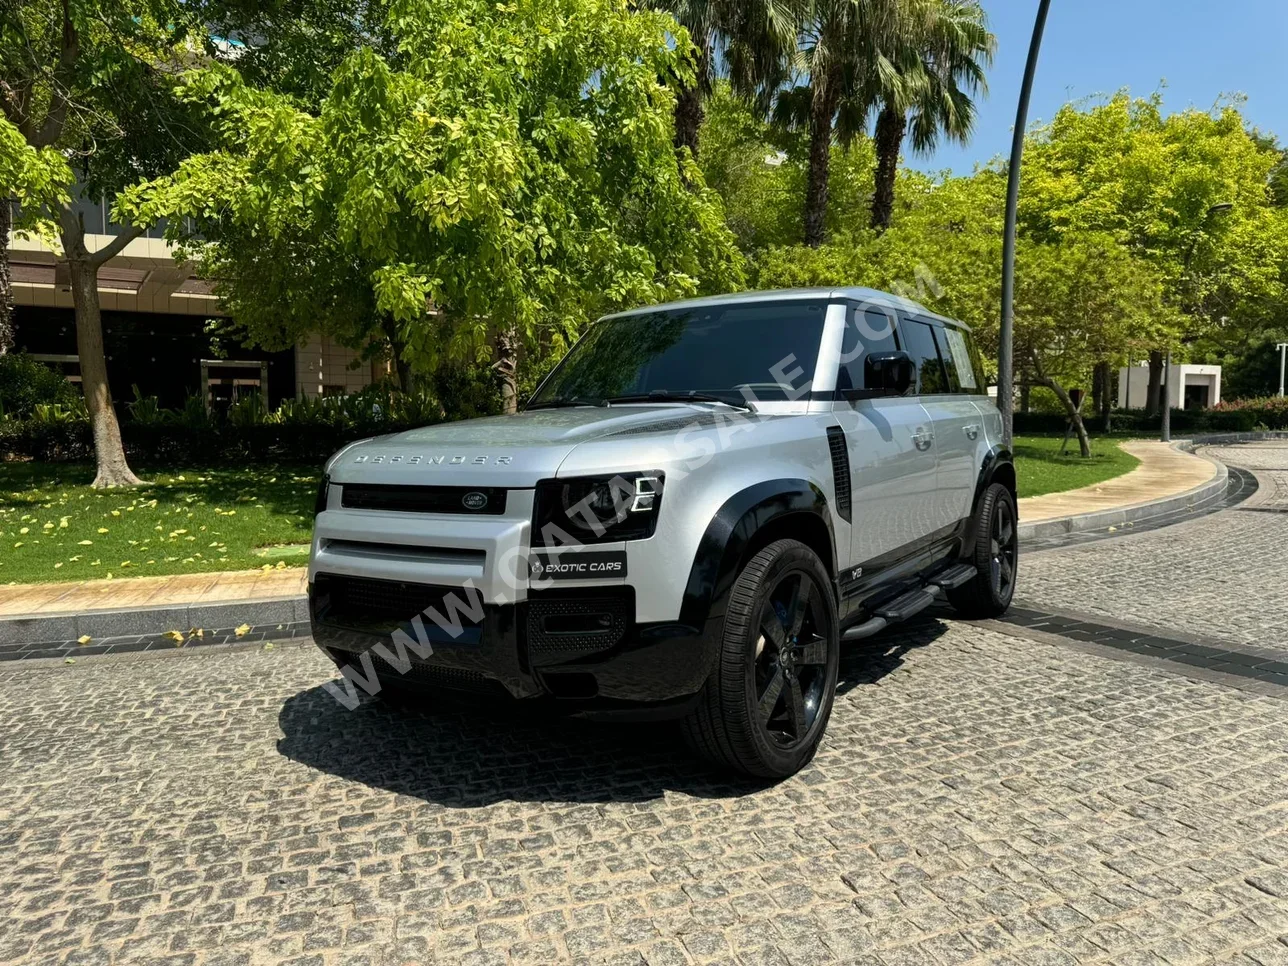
[1017, 439, 1222, 535]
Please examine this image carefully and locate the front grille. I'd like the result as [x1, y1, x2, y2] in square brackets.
[340, 483, 507, 515]
[527, 591, 631, 662]
[314, 573, 484, 640]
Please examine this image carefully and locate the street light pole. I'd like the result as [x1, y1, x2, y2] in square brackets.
[999, 0, 1052, 450]
[1161, 351, 1173, 442]
[1278, 342, 1287, 398]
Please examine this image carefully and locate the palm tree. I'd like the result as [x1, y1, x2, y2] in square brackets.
[645, 1, 799, 161]
[868, 0, 994, 231]
[771, 0, 906, 247]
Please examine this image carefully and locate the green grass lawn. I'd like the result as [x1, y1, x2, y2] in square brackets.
[0, 437, 1141, 584]
[0, 463, 319, 585]
[1013, 435, 1142, 500]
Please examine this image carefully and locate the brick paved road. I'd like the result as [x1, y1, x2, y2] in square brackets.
[1020, 441, 1288, 654]
[3, 623, 1288, 966]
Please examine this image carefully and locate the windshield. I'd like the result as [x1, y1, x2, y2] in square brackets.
[528, 300, 829, 408]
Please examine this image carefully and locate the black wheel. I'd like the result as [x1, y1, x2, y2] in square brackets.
[682, 539, 840, 779]
[948, 482, 1018, 618]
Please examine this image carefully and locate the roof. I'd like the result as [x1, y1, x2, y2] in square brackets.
[601, 287, 970, 331]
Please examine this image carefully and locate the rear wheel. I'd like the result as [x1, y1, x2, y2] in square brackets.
[682, 539, 839, 779]
[948, 482, 1018, 618]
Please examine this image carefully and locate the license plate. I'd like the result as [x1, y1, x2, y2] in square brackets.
[529, 550, 628, 580]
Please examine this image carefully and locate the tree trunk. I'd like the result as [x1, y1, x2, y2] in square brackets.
[1019, 382, 1031, 414]
[870, 106, 907, 232]
[1145, 350, 1163, 417]
[61, 221, 142, 487]
[379, 315, 414, 393]
[803, 78, 838, 248]
[673, 81, 704, 163]
[1031, 350, 1092, 458]
[495, 325, 519, 415]
[1096, 361, 1114, 433]
[0, 197, 13, 354]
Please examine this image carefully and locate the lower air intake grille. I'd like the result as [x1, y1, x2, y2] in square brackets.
[314, 573, 484, 633]
[527, 592, 631, 662]
[826, 425, 852, 523]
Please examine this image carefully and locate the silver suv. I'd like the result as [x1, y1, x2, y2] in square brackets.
[308, 289, 1017, 778]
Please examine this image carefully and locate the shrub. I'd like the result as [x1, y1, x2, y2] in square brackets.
[0, 353, 78, 418]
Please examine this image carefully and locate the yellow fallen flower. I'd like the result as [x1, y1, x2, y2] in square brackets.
[234, 623, 251, 638]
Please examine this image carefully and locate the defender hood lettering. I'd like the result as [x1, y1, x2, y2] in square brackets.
[329, 405, 716, 487]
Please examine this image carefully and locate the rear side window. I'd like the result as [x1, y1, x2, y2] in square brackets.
[837, 306, 900, 392]
[898, 318, 949, 395]
[939, 325, 987, 393]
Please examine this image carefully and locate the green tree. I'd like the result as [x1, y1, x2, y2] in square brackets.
[771, 0, 907, 247]
[1020, 93, 1286, 412]
[0, 116, 72, 353]
[124, 0, 746, 413]
[642, 0, 798, 161]
[1, 0, 214, 486]
[1014, 234, 1172, 455]
[868, 0, 993, 231]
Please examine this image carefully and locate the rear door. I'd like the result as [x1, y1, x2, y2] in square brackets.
[898, 316, 980, 531]
[830, 304, 940, 566]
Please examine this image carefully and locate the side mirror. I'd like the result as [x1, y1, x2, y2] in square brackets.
[864, 351, 915, 396]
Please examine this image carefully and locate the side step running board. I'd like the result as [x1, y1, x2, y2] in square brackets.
[928, 563, 976, 590]
[840, 563, 978, 643]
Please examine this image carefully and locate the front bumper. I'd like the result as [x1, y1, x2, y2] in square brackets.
[308, 573, 719, 716]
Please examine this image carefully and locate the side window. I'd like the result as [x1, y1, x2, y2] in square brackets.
[898, 318, 949, 395]
[837, 306, 900, 392]
[939, 326, 984, 394]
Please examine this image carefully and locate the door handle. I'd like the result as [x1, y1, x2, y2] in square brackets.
[964, 424, 980, 440]
[912, 431, 934, 451]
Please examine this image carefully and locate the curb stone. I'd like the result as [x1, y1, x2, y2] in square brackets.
[1013, 432, 1288, 541]
[0, 594, 308, 647]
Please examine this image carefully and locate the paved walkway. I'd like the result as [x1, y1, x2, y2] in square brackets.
[1021, 440, 1288, 655]
[0, 568, 306, 618]
[1018, 440, 1217, 524]
[5, 620, 1288, 965]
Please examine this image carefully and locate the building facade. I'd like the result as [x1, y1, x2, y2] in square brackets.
[6, 193, 381, 412]
[1117, 364, 1223, 411]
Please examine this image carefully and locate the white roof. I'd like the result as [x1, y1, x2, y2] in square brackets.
[602, 287, 970, 331]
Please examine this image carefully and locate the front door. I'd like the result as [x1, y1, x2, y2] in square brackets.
[830, 303, 941, 567]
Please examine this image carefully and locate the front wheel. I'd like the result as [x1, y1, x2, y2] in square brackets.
[682, 539, 839, 779]
[948, 482, 1018, 618]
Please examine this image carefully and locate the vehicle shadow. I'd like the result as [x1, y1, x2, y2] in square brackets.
[276, 615, 951, 807]
[835, 613, 949, 696]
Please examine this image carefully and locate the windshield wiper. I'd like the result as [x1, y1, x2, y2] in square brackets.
[525, 396, 604, 411]
[604, 390, 755, 412]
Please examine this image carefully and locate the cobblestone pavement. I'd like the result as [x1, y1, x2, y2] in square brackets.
[1019, 440, 1288, 653]
[3, 623, 1288, 966]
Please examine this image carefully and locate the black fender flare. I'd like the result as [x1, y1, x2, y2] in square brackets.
[965, 446, 1016, 554]
[678, 479, 835, 629]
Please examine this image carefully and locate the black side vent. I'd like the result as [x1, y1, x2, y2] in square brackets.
[826, 426, 852, 523]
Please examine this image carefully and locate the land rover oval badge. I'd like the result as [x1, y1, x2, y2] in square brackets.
[462, 491, 489, 511]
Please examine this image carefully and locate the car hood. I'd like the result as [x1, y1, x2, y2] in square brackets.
[326, 405, 713, 488]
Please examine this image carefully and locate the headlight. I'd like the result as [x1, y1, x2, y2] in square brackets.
[533, 472, 664, 546]
[314, 473, 331, 515]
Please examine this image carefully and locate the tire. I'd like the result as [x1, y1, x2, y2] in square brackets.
[682, 539, 840, 779]
[948, 482, 1018, 619]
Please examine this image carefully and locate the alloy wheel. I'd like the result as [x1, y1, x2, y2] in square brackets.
[990, 497, 1017, 599]
[752, 571, 831, 748]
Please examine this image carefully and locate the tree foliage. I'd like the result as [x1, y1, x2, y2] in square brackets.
[123, 0, 746, 410]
